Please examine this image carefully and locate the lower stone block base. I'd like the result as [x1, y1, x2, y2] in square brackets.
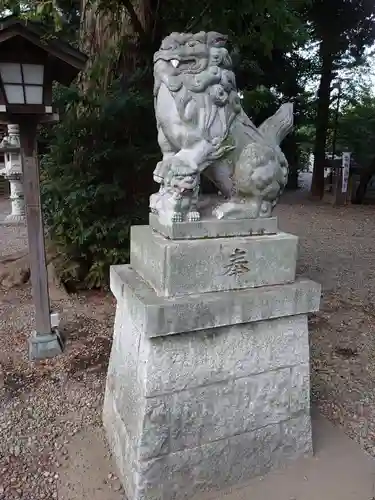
[103, 266, 320, 500]
[104, 392, 312, 500]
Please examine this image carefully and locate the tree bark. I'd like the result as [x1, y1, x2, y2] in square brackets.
[353, 157, 375, 204]
[283, 132, 299, 190]
[79, 0, 161, 91]
[311, 40, 334, 199]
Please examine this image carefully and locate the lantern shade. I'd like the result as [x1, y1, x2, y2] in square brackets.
[25, 85, 43, 104]
[0, 62, 22, 82]
[4, 84, 23, 103]
[23, 64, 44, 85]
[0, 62, 45, 104]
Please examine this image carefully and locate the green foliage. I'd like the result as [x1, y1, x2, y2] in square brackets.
[308, 0, 375, 65]
[337, 94, 375, 167]
[40, 74, 158, 288]
[241, 86, 279, 124]
[0, 0, 80, 42]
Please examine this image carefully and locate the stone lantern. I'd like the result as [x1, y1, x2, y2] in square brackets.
[0, 124, 25, 223]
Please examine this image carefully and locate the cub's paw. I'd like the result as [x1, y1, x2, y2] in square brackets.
[187, 211, 200, 222]
[171, 212, 183, 223]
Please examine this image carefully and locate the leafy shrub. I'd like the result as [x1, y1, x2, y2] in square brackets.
[40, 75, 159, 288]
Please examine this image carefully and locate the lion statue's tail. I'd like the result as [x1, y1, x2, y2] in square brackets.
[257, 103, 294, 147]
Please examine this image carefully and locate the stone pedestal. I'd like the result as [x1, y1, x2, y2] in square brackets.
[103, 218, 321, 500]
[1, 124, 25, 225]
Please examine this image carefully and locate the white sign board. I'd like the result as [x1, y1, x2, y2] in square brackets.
[342, 152, 351, 193]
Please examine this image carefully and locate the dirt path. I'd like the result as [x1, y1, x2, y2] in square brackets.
[1, 191, 375, 499]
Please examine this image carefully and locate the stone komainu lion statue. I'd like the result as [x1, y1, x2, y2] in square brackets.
[150, 31, 294, 224]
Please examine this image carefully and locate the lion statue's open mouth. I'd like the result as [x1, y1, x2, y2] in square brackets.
[155, 55, 206, 74]
[169, 58, 200, 72]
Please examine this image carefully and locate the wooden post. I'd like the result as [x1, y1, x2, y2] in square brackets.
[333, 167, 345, 206]
[20, 118, 63, 359]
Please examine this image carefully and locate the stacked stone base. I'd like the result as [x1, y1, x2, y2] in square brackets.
[104, 223, 321, 500]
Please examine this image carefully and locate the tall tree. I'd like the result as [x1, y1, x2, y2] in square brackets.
[308, 0, 375, 198]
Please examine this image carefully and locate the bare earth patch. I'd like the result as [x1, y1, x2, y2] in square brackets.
[1, 190, 375, 498]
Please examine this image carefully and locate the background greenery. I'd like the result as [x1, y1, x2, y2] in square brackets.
[1, 0, 375, 286]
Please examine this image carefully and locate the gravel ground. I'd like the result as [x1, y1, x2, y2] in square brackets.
[1, 189, 375, 498]
[0, 200, 121, 499]
[276, 189, 375, 456]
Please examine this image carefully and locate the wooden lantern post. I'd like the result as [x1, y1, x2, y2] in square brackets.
[22, 119, 51, 340]
[0, 15, 87, 360]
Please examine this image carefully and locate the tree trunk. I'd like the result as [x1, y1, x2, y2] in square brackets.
[283, 132, 299, 190]
[354, 157, 375, 204]
[311, 40, 334, 199]
[286, 167, 299, 190]
[79, 0, 161, 92]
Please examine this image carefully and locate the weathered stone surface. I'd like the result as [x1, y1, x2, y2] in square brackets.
[136, 413, 311, 500]
[103, 390, 138, 500]
[135, 369, 310, 459]
[149, 212, 278, 240]
[133, 369, 292, 458]
[139, 398, 170, 459]
[290, 364, 310, 414]
[105, 384, 311, 500]
[104, 302, 144, 444]
[130, 225, 298, 296]
[140, 316, 309, 396]
[279, 413, 313, 465]
[168, 368, 291, 452]
[110, 266, 320, 337]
